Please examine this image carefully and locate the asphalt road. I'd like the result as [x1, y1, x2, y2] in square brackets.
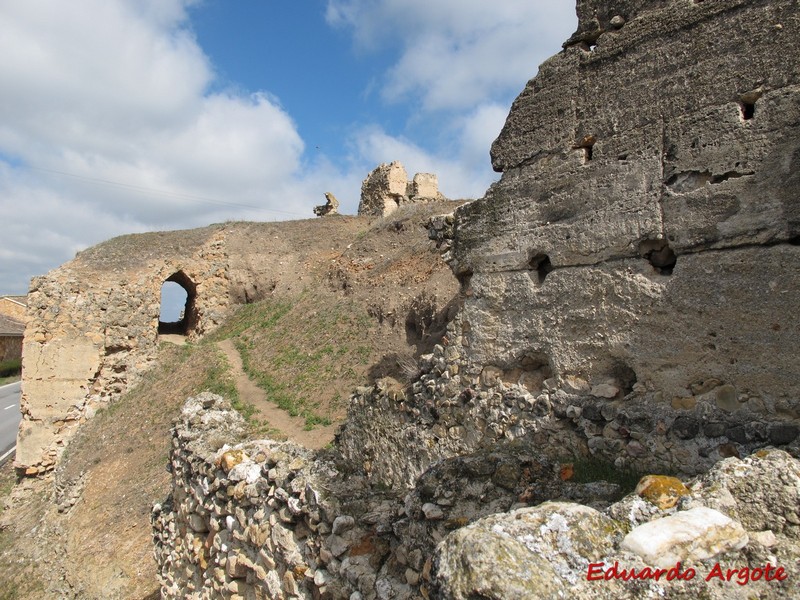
[0, 381, 21, 463]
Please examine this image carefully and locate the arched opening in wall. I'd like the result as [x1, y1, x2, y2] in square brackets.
[158, 271, 198, 336]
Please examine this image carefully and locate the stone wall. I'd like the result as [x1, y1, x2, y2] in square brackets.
[436, 0, 799, 473]
[15, 212, 410, 475]
[155, 394, 800, 599]
[155, 393, 591, 599]
[337, 0, 800, 490]
[16, 226, 232, 474]
[358, 162, 445, 217]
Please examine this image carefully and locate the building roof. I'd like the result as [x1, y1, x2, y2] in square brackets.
[0, 314, 24, 336]
[0, 296, 27, 307]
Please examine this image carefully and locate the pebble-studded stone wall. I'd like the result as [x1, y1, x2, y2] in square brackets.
[154, 395, 800, 600]
[338, 310, 799, 490]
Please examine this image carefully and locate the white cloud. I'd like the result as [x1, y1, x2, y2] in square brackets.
[349, 111, 505, 202]
[325, 0, 576, 211]
[326, 0, 576, 111]
[0, 0, 310, 293]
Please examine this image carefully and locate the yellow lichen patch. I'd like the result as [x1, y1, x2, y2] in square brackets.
[293, 565, 308, 578]
[216, 449, 247, 472]
[635, 475, 689, 509]
[444, 517, 470, 530]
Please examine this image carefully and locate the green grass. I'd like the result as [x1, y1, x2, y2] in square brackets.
[569, 455, 644, 494]
[235, 339, 331, 429]
[0, 374, 20, 386]
[0, 475, 15, 519]
[207, 300, 293, 341]
[201, 290, 391, 430]
[0, 358, 21, 379]
[205, 296, 379, 430]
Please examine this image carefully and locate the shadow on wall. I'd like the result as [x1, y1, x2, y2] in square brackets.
[158, 271, 198, 336]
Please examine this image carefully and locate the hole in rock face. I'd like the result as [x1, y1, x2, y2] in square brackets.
[495, 351, 553, 393]
[639, 240, 677, 275]
[158, 271, 198, 335]
[528, 254, 553, 284]
[740, 101, 755, 121]
[457, 268, 474, 295]
[612, 362, 638, 396]
[576, 134, 597, 164]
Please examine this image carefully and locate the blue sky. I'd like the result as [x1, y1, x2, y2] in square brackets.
[0, 0, 577, 295]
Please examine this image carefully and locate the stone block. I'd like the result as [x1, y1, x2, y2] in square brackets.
[621, 507, 748, 568]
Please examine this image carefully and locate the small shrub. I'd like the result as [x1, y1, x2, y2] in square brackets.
[569, 455, 644, 495]
[0, 359, 21, 378]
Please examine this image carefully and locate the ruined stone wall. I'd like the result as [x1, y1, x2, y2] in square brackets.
[156, 395, 800, 599]
[15, 214, 378, 474]
[340, 0, 800, 482]
[152, 2, 800, 598]
[16, 227, 232, 474]
[358, 162, 445, 217]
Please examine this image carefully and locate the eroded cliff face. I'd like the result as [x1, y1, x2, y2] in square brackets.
[438, 1, 800, 471]
[345, 0, 800, 480]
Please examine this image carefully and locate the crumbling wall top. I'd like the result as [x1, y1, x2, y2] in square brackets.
[358, 161, 445, 217]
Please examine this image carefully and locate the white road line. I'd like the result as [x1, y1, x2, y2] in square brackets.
[4, 404, 15, 410]
[0, 446, 14, 463]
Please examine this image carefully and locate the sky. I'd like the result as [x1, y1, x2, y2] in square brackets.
[0, 0, 577, 296]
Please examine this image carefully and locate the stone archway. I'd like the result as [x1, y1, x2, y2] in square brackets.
[158, 271, 198, 335]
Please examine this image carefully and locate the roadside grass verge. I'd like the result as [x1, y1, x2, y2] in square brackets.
[0, 358, 21, 385]
[0, 375, 20, 386]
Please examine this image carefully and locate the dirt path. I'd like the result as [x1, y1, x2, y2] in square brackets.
[216, 339, 337, 450]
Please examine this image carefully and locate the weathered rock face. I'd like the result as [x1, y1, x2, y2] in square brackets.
[358, 162, 445, 217]
[433, 449, 800, 600]
[437, 0, 800, 474]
